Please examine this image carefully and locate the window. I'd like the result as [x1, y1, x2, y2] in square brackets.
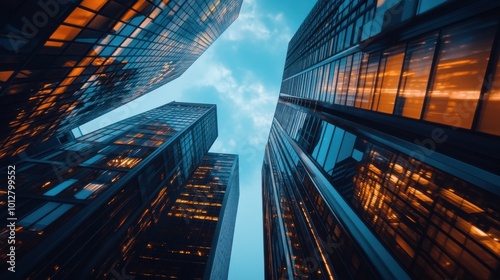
[359, 52, 380, 109]
[477, 54, 500, 135]
[395, 35, 438, 119]
[44, 179, 78, 196]
[347, 53, 362, 106]
[18, 202, 74, 231]
[424, 20, 497, 128]
[373, 47, 405, 114]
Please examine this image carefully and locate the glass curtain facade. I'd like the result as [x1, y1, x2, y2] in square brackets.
[263, 0, 500, 279]
[110, 153, 239, 279]
[0, 0, 243, 162]
[0, 102, 224, 279]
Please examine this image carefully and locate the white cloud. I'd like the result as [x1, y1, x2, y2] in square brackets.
[195, 61, 277, 147]
[222, 0, 290, 44]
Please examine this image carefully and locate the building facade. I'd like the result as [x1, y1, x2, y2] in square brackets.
[0, 102, 238, 279]
[0, 0, 242, 162]
[111, 152, 239, 279]
[263, 0, 500, 279]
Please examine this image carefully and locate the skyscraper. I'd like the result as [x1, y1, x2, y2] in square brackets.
[0, 102, 239, 279]
[113, 153, 239, 279]
[0, 0, 243, 163]
[263, 0, 500, 279]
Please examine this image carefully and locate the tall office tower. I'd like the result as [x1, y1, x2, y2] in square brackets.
[0, 102, 236, 279]
[263, 0, 500, 279]
[110, 153, 239, 279]
[0, 0, 243, 162]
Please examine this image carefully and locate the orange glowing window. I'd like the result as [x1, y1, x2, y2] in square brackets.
[69, 67, 85, 77]
[52, 86, 67, 95]
[44, 40, 64, 47]
[60, 77, 76, 86]
[78, 56, 94, 67]
[0, 71, 14, 82]
[64, 8, 95, 27]
[49, 25, 82, 41]
[80, 0, 107, 11]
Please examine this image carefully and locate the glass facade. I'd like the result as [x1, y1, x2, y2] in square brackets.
[110, 153, 239, 279]
[0, 0, 243, 163]
[0, 102, 238, 279]
[263, 1, 500, 279]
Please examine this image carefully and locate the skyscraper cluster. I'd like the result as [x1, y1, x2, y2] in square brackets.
[262, 0, 499, 279]
[2, 0, 500, 279]
[0, 0, 242, 279]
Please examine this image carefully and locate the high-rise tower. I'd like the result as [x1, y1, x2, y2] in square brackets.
[116, 153, 239, 279]
[0, 102, 239, 279]
[0, 0, 243, 162]
[263, 0, 500, 279]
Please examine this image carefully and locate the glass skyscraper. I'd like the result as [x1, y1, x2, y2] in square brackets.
[0, 102, 239, 279]
[0, 0, 243, 163]
[113, 152, 239, 279]
[263, 0, 500, 279]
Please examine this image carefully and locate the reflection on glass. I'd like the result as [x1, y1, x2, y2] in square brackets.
[424, 21, 496, 128]
[395, 35, 437, 119]
[373, 48, 404, 114]
[351, 145, 499, 279]
[477, 54, 500, 135]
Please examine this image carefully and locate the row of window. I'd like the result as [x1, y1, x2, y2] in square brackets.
[282, 18, 500, 135]
[285, 0, 376, 78]
[274, 103, 499, 279]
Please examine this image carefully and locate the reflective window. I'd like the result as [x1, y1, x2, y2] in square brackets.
[424, 20, 497, 128]
[327, 61, 339, 104]
[360, 53, 380, 109]
[335, 57, 348, 105]
[316, 123, 335, 166]
[347, 53, 362, 106]
[477, 54, 500, 135]
[373, 47, 405, 114]
[395, 35, 438, 119]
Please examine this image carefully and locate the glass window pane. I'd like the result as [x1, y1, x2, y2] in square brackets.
[328, 61, 339, 104]
[18, 202, 60, 227]
[395, 35, 438, 119]
[337, 132, 356, 163]
[64, 7, 95, 27]
[361, 53, 380, 109]
[356, 53, 369, 108]
[33, 204, 74, 231]
[44, 179, 78, 196]
[374, 47, 405, 114]
[477, 54, 500, 135]
[49, 25, 82, 41]
[335, 57, 347, 104]
[324, 127, 345, 174]
[424, 21, 497, 129]
[347, 53, 362, 106]
[316, 123, 335, 166]
[320, 63, 330, 102]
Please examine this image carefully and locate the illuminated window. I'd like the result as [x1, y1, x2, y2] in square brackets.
[49, 25, 82, 41]
[395, 35, 437, 119]
[0, 71, 14, 82]
[80, 0, 107, 11]
[64, 7, 95, 27]
[424, 21, 496, 128]
[358, 53, 380, 109]
[477, 55, 500, 135]
[373, 47, 405, 114]
[75, 183, 107, 199]
[106, 156, 142, 168]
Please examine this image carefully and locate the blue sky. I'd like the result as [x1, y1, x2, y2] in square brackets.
[79, 0, 316, 279]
